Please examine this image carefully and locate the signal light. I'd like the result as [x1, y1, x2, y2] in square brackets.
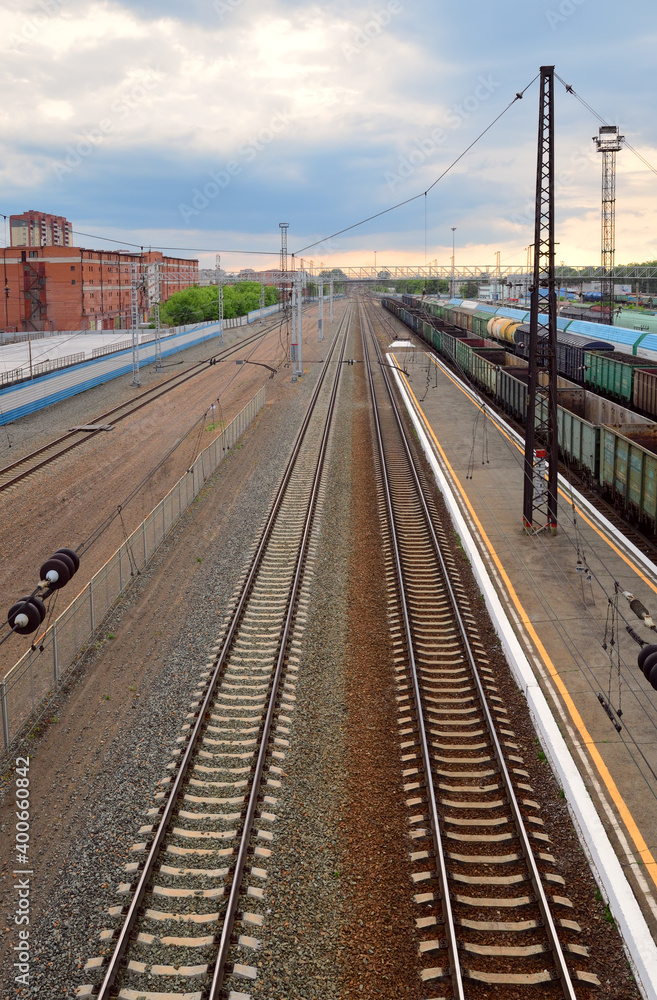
[39, 548, 80, 590]
[6, 546, 80, 639]
[637, 643, 657, 689]
[7, 596, 46, 636]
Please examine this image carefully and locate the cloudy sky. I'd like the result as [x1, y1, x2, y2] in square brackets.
[1, 0, 656, 272]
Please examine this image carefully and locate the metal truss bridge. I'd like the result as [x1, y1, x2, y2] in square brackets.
[287, 264, 657, 281]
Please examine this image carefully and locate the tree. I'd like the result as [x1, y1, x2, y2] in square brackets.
[459, 281, 479, 299]
[159, 282, 278, 326]
[393, 278, 449, 295]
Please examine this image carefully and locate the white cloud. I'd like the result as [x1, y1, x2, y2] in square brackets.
[0, 0, 655, 265]
[38, 99, 75, 121]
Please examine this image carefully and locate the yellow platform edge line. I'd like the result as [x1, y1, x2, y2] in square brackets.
[394, 354, 657, 888]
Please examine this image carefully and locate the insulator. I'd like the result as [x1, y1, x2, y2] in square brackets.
[53, 548, 80, 574]
[7, 597, 45, 635]
[52, 551, 76, 577]
[39, 556, 71, 589]
[640, 650, 657, 680]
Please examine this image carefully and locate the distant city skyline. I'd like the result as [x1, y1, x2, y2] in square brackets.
[1, 0, 655, 273]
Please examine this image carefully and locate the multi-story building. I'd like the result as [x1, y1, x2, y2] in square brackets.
[10, 210, 73, 248]
[0, 246, 198, 333]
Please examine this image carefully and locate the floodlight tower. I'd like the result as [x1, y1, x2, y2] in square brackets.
[279, 223, 289, 277]
[594, 125, 623, 325]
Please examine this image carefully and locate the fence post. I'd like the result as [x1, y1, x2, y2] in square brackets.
[53, 622, 59, 687]
[1, 680, 9, 750]
[89, 582, 95, 633]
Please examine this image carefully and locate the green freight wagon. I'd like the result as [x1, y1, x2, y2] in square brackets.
[600, 425, 657, 529]
[471, 310, 495, 339]
[633, 368, 657, 419]
[584, 350, 654, 404]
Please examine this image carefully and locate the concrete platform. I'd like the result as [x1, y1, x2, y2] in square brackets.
[389, 343, 657, 945]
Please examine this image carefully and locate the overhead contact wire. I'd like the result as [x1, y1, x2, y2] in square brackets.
[293, 75, 539, 256]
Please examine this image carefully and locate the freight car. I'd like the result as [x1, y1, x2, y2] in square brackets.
[584, 351, 655, 405]
[404, 293, 657, 420]
[513, 325, 614, 383]
[382, 296, 657, 532]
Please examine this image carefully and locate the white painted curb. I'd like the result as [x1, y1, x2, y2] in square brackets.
[389, 356, 657, 1000]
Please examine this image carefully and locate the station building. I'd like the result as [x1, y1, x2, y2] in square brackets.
[0, 246, 198, 333]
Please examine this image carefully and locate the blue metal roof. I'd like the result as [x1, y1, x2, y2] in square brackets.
[495, 307, 530, 321]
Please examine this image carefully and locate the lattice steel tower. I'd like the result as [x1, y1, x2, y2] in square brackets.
[594, 125, 623, 325]
[279, 223, 289, 275]
[523, 65, 559, 535]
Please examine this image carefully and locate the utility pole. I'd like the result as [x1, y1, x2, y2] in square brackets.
[526, 245, 533, 302]
[318, 277, 324, 341]
[450, 227, 456, 297]
[216, 254, 224, 344]
[154, 263, 162, 373]
[594, 125, 623, 325]
[259, 281, 265, 322]
[329, 278, 334, 324]
[290, 273, 300, 382]
[281, 224, 298, 380]
[131, 260, 141, 387]
[296, 270, 303, 377]
[523, 65, 558, 535]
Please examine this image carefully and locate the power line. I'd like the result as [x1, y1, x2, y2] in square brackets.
[292, 74, 540, 256]
[70, 231, 280, 255]
[0, 219, 280, 257]
[555, 73, 657, 178]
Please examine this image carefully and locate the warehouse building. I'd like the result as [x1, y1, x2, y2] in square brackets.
[0, 246, 198, 333]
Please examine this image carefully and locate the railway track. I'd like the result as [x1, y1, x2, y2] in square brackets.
[77, 304, 351, 1000]
[0, 315, 286, 493]
[361, 298, 598, 997]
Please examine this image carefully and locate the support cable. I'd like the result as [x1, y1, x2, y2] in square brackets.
[293, 75, 539, 255]
[555, 73, 657, 178]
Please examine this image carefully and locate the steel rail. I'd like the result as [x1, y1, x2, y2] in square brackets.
[359, 301, 465, 1000]
[362, 298, 578, 999]
[0, 316, 283, 491]
[95, 303, 352, 998]
[209, 299, 351, 998]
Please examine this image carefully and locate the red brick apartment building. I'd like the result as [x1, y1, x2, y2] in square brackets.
[0, 246, 198, 333]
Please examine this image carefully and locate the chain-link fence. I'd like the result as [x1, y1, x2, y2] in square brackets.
[0, 386, 266, 753]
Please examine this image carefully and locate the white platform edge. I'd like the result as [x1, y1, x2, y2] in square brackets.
[389, 355, 657, 1000]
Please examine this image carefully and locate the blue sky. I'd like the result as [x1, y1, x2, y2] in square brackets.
[1, 0, 656, 272]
